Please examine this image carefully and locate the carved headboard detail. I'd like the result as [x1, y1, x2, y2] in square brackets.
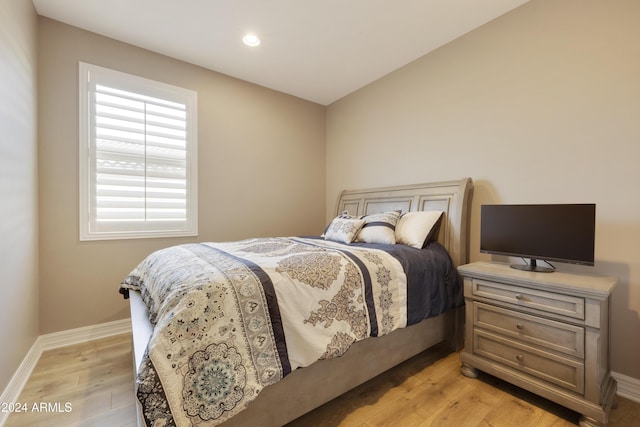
[335, 177, 473, 267]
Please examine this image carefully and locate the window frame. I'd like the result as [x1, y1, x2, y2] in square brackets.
[79, 62, 198, 241]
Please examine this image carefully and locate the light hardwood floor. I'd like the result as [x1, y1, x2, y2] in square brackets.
[5, 333, 639, 426]
[5, 334, 137, 427]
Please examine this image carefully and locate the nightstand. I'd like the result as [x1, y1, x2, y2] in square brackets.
[458, 262, 617, 427]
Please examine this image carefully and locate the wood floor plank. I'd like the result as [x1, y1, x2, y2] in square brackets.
[5, 333, 639, 426]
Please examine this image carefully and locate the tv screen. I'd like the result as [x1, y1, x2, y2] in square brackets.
[480, 204, 596, 272]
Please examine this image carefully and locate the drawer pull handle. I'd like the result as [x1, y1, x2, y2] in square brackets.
[516, 354, 524, 362]
[515, 294, 524, 300]
[516, 323, 524, 330]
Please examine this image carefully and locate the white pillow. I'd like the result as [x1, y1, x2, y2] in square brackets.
[395, 211, 443, 248]
[323, 216, 365, 244]
[356, 211, 401, 244]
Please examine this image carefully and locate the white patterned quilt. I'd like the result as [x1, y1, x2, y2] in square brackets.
[120, 237, 460, 426]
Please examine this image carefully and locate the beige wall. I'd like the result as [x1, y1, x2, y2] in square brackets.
[327, 0, 640, 379]
[37, 18, 326, 334]
[0, 0, 39, 391]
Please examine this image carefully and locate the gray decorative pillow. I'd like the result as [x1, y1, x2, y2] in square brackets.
[356, 211, 401, 244]
[322, 211, 354, 237]
[324, 216, 365, 244]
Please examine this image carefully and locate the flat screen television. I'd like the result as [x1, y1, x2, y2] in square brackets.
[480, 204, 596, 272]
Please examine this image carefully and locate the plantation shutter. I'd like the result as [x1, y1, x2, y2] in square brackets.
[80, 63, 197, 240]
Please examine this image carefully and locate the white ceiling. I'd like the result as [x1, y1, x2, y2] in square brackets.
[33, 0, 529, 105]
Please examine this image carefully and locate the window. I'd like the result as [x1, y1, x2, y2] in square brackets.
[79, 62, 197, 240]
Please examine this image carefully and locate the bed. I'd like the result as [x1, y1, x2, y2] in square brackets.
[121, 177, 473, 427]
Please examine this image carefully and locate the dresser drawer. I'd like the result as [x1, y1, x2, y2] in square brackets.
[473, 302, 585, 358]
[474, 330, 584, 394]
[471, 278, 585, 320]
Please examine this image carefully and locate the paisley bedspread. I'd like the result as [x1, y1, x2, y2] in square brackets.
[120, 237, 462, 426]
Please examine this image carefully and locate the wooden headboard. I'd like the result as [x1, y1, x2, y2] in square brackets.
[335, 177, 473, 268]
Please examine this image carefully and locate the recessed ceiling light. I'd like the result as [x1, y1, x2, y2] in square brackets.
[242, 34, 261, 47]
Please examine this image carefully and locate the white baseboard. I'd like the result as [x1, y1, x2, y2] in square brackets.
[0, 339, 41, 427]
[613, 371, 640, 403]
[0, 319, 131, 427]
[37, 318, 131, 351]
